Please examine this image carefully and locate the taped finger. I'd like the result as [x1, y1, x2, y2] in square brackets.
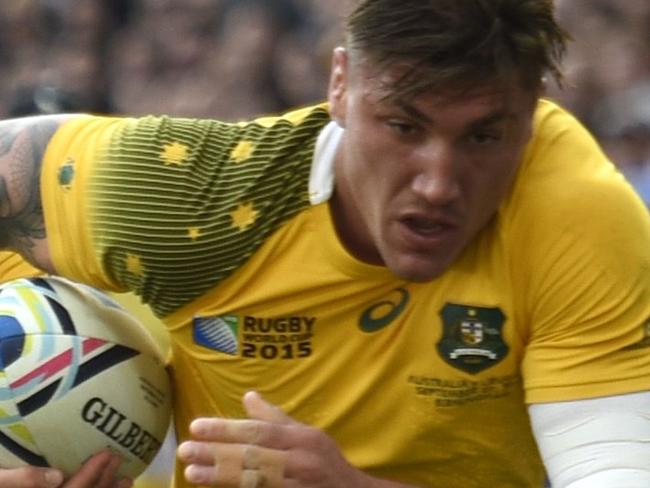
[242, 446, 285, 486]
[241, 467, 284, 488]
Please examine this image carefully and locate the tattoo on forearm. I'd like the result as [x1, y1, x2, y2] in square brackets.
[0, 118, 60, 261]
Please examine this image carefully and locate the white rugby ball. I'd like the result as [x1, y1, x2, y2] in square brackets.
[0, 276, 172, 478]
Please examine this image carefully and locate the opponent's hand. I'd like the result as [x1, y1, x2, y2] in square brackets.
[177, 391, 369, 487]
[0, 450, 132, 488]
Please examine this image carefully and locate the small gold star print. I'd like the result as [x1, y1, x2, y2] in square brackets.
[160, 142, 189, 165]
[125, 254, 145, 276]
[230, 202, 259, 231]
[188, 227, 202, 240]
[230, 140, 255, 163]
[250, 116, 278, 128]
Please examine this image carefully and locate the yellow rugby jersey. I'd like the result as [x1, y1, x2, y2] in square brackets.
[40, 101, 650, 487]
[0, 252, 42, 281]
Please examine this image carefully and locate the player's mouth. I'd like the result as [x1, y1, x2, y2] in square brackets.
[396, 214, 460, 250]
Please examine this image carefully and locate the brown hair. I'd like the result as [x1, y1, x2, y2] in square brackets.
[345, 0, 569, 99]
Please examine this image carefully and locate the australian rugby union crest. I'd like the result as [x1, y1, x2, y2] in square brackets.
[437, 303, 508, 374]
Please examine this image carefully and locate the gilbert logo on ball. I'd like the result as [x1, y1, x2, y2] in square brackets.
[0, 277, 172, 478]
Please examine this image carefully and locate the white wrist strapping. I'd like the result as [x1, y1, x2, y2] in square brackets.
[529, 390, 650, 488]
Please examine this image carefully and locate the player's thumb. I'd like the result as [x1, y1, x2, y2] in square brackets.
[0, 467, 64, 488]
[243, 391, 295, 425]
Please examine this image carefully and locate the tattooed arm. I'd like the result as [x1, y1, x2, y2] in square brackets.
[0, 115, 79, 273]
[0, 115, 138, 488]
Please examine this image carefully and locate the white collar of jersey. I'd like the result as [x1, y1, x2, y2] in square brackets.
[309, 121, 343, 205]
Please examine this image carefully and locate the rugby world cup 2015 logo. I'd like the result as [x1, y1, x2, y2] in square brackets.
[193, 315, 239, 355]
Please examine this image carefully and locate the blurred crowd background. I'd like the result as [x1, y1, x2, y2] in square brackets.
[1, 0, 650, 204]
[5, 0, 650, 203]
[550, 0, 650, 204]
[0, 0, 347, 119]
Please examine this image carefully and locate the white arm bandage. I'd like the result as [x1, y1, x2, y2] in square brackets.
[529, 391, 650, 488]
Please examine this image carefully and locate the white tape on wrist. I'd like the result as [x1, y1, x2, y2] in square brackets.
[529, 391, 650, 488]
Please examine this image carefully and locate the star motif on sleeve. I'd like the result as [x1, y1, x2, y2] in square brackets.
[125, 253, 145, 276]
[230, 140, 255, 163]
[160, 142, 189, 165]
[187, 227, 202, 240]
[249, 116, 278, 128]
[230, 202, 259, 231]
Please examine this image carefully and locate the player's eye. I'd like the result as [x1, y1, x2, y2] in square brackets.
[468, 130, 503, 145]
[387, 120, 417, 136]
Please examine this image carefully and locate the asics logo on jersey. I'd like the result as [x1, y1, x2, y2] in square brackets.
[358, 288, 410, 332]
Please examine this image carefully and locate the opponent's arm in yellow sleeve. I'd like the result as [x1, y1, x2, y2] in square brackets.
[0, 114, 80, 272]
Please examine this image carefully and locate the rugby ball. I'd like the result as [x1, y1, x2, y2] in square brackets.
[0, 276, 172, 478]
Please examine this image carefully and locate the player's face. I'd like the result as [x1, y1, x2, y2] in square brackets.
[328, 48, 536, 281]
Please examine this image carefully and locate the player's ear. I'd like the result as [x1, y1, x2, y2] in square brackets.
[327, 47, 349, 128]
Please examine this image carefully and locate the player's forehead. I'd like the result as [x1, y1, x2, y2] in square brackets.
[359, 64, 533, 122]
[355, 55, 531, 98]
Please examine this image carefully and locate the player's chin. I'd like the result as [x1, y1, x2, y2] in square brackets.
[384, 252, 453, 282]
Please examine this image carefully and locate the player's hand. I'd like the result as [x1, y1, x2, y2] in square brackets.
[0, 450, 133, 488]
[177, 391, 369, 487]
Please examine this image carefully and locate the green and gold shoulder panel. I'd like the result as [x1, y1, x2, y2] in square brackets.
[90, 105, 331, 317]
